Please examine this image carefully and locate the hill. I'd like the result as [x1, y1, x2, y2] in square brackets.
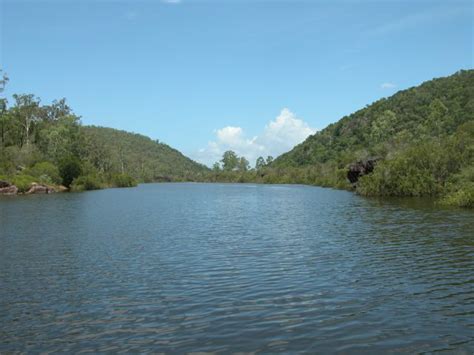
[267, 69, 474, 206]
[0, 89, 208, 192]
[81, 126, 209, 182]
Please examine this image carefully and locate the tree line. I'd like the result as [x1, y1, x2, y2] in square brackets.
[0, 72, 207, 191]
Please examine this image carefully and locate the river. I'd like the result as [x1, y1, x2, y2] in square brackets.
[1, 183, 473, 352]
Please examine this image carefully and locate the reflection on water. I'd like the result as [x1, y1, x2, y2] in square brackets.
[1, 183, 473, 352]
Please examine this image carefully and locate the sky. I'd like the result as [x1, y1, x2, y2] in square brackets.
[0, 0, 472, 166]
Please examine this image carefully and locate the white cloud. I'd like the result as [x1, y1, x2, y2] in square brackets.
[380, 82, 396, 89]
[194, 108, 316, 167]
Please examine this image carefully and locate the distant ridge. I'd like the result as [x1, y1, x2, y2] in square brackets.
[273, 69, 473, 168]
[82, 126, 209, 182]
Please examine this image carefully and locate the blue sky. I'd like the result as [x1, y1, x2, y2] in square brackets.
[1, 0, 472, 165]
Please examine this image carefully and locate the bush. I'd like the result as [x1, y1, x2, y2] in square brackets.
[356, 139, 462, 197]
[111, 173, 137, 188]
[440, 183, 474, 208]
[70, 174, 104, 191]
[59, 157, 82, 187]
[11, 174, 36, 193]
[24, 161, 61, 185]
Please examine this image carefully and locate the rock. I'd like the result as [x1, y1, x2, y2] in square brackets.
[25, 183, 55, 194]
[347, 159, 377, 184]
[0, 180, 11, 189]
[57, 185, 68, 192]
[0, 184, 18, 195]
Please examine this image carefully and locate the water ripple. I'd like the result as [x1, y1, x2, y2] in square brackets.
[1, 183, 473, 353]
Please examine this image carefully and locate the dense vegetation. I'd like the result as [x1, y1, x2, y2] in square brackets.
[81, 126, 209, 183]
[0, 74, 208, 192]
[1, 69, 472, 208]
[268, 69, 474, 207]
[211, 70, 474, 207]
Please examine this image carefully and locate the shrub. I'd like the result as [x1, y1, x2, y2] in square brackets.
[111, 173, 137, 188]
[440, 183, 474, 208]
[24, 161, 61, 185]
[11, 174, 36, 193]
[70, 175, 104, 191]
[59, 157, 82, 187]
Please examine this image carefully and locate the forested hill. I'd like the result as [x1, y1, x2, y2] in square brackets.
[0, 83, 208, 192]
[274, 69, 473, 167]
[267, 69, 474, 207]
[82, 126, 209, 182]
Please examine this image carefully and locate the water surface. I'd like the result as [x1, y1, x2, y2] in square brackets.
[1, 183, 473, 353]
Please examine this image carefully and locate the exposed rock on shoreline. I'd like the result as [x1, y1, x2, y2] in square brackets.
[0, 181, 19, 195]
[347, 159, 377, 185]
[26, 183, 56, 194]
[0, 180, 60, 195]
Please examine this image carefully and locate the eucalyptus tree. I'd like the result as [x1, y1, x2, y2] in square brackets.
[255, 156, 266, 170]
[238, 156, 250, 172]
[12, 94, 41, 147]
[221, 150, 239, 171]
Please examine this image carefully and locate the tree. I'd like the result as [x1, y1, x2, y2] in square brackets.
[37, 115, 81, 163]
[266, 156, 274, 165]
[59, 157, 82, 187]
[12, 94, 41, 147]
[42, 98, 72, 122]
[427, 99, 451, 136]
[0, 71, 9, 147]
[370, 110, 397, 143]
[255, 156, 266, 170]
[221, 150, 239, 171]
[0, 70, 7, 93]
[0, 99, 9, 147]
[212, 162, 221, 172]
[238, 156, 250, 172]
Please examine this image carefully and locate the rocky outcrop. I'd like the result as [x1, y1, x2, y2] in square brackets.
[0, 181, 18, 195]
[0, 181, 59, 195]
[347, 159, 377, 184]
[25, 183, 55, 194]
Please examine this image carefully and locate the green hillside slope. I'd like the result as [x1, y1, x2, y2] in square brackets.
[0, 87, 208, 192]
[82, 126, 209, 182]
[269, 69, 474, 206]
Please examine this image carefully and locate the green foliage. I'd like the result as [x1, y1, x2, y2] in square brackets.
[111, 173, 137, 188]
[24, 161, 61, 185]
[274, 70, 474, 168]
[255, 156, 266, 170]
[10, 174, 36, 193]
[59, 157, 82, 187]
[212, 162, 221, 172]
[439, 165, 474, 208]
[441, 183, 474, 208]
[370, 110, 397, 143]
[221, 150, 239, 171]
[1, 70, 472, 205]
[237, 157, 250, 172]
[81, 126, 208, 182]
[0, 85, 208, 192]
[70, 174, 104, 192]
[266, 70, 474, 206]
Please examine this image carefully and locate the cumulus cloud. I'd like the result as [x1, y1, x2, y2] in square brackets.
[380, 82, 396, 89]
[194, 108, 316, 167]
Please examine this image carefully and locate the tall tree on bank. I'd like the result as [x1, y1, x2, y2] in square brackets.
[12, 94, 41, 148]
[0, 70, 9, 147]
[255, 156, 266, 170]
[221, 150, 239, 171]
[238, 156, 250, 172]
